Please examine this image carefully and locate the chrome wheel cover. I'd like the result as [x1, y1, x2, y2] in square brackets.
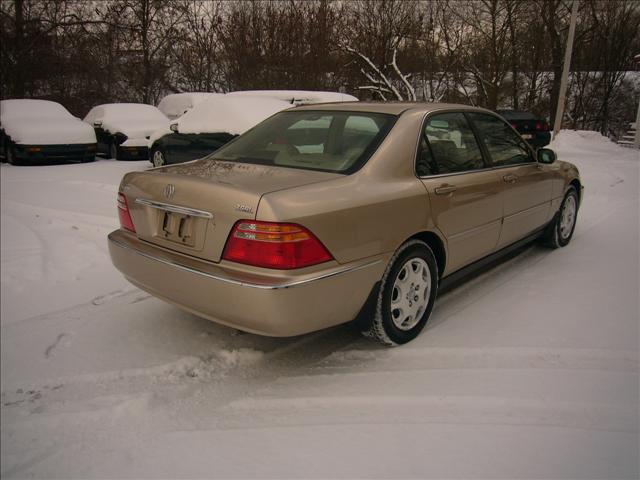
[559, 195, 576, 239]
[153, 150, 165, 167]
[390, 257, 431, 331]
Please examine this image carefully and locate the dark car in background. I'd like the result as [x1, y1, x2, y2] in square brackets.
[496, 110, 551, 149]
[148, 96, 291, 167]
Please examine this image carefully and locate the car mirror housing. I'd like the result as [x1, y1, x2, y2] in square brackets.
[170, 123, 179, 133]
[93, 120, 103, 128]
[537, 148, 556, 164]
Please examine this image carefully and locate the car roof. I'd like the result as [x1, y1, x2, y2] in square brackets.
[292, 101, 494, 116]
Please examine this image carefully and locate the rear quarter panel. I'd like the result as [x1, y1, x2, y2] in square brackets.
[257, 109, 438, 264]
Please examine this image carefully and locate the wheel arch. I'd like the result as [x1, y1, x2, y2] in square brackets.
[569, 178, 582, 205]
[406, 230, 447, 278]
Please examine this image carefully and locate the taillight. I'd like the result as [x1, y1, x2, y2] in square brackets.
[117, 192, 136, 232]
[222, 220, 333, 270]
[535, 121, 542, 130]
[510, 122, 518, 130]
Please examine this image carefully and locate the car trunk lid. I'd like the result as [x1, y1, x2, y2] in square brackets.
[120, 159, 339, 262]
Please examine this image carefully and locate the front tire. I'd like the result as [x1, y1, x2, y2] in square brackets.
[362, 240, 439, 346]
[6, 142, 19, 165]
[151, 147, 166, 167]
[109, 141, 119, 160]
[542, 186, 579, 248]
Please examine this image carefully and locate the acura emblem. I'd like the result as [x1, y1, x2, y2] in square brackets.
[164, 184, 175, 199]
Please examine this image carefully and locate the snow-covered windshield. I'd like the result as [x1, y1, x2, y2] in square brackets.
[100, 104, 168, 123]
[158, 93, 221, 119]
[211, 110, 396, 174]
[1, 99, 73, 120]
[176, 96, 290, 135]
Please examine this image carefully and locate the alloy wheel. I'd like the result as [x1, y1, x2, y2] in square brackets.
[152, 150, 165, 167]
[559, 195, 576, 240]
[390, 257, 431, 331]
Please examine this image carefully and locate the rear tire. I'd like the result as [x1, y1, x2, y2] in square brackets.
[542, 186, 579, 248]
[362, 240, 439, 346]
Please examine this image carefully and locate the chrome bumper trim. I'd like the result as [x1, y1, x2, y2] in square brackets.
[109, 235, 381, 290]
[135, 198, 213, 219]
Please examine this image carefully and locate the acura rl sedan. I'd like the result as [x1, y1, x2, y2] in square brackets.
[109, 102, 582, 345]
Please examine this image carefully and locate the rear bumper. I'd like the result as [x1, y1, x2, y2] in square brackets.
[108, 229, 387, 336]
[14, 143, 96, 162]
[118, 146, 149, 160]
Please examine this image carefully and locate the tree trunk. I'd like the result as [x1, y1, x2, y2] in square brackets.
[13, 0, 25, 97]
[141, 0, 151, 104]
[543, 0, 563, 123]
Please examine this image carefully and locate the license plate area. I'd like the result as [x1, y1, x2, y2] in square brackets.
[521, 133, 533, 140]
[158, 211, 196, 247]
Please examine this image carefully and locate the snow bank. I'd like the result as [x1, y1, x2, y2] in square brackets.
[551, 129, 621, 153]
[173, 96, 291, 136]
[228, 89, 359, 104]
[1, 99, 96, 145]
[157, 92, 223, 120]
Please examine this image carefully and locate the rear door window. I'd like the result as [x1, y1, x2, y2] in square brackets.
[417, 112, 485, 176]
[468, 113, 533, 167]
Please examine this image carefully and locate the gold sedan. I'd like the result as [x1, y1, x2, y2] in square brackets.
[109, 102, 582, 345]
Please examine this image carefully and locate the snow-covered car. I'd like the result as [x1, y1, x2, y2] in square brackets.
[157, 92, 222, 120]
[84, 103, 169, 160]
[228, 90, 359, 105]
[148, 96, 291, 167]
[1, 99, 97, 165]
[110, 103, 583, 345]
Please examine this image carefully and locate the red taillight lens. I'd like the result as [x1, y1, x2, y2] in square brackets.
[117, 192, 136, 232]
[510, 122, 518, 130]
[535, 121, 542, 131]
[222, 220, 333, 270]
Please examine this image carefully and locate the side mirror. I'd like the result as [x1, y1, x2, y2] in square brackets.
[537, 148, 556, 164]
[93, 120, 103, 128]
[170, 123, 179, 133]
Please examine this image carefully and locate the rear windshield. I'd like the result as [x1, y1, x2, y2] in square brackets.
[209, 110, 396, 174]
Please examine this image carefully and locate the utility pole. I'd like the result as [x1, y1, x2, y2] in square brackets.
[553, 0, 579, 139]
[635, 53, 640, 148]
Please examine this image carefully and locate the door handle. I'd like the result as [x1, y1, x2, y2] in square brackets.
[434, 185, 457, 195]
[503, 174, 518, 183]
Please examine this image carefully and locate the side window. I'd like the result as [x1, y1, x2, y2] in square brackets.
[417, 112, 485, 176]
[468, 113, 533, 167]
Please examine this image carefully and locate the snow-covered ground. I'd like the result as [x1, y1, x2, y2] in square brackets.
[1, 132, 638, 478]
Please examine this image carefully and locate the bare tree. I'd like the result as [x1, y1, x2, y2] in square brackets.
[115, 0, 185, 103]
[169, 0, 225, 93]
[340, 0, 420, 100]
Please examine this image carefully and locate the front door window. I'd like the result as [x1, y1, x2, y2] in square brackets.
[417, 112, 485, 176]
